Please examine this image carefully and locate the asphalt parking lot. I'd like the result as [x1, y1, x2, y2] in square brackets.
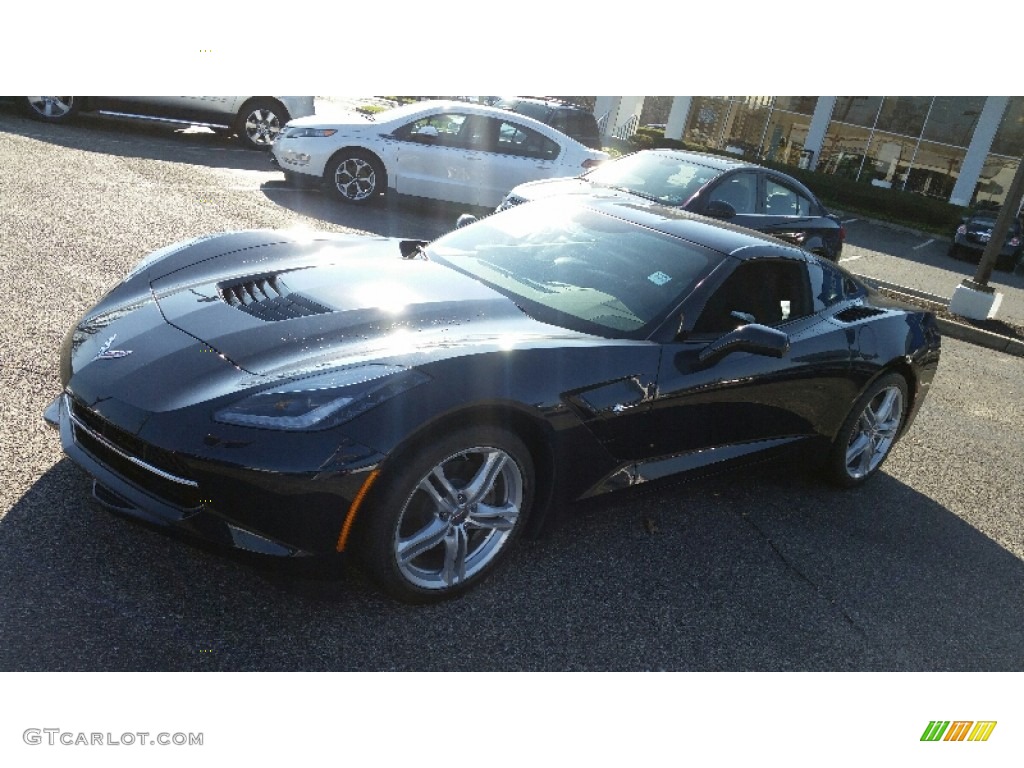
[1, 103, 1023, 671]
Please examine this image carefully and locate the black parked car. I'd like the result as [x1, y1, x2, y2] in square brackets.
[498, 149, 846, 261]
[948, 210, 1023, 271]
[45, 197, 939, 602]
[494, 97, 603, 150]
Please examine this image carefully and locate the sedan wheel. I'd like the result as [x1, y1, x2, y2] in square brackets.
[236, 99, 287, 150]
[359, 427, 533, 602]
[325, 151, 384, 204]
[24, 96, 78, 123]
[827, 373, 907, 487]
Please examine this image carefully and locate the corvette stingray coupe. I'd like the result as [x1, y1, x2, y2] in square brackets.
[45, 196, 940, 602]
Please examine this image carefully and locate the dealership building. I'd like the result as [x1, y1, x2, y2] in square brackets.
[595, 96, 1024, 210]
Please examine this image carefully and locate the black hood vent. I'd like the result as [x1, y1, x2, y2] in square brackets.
[835, 305, 886, 323]
[218, 275, 332, 322]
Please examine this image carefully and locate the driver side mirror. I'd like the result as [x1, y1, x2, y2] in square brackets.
[706, 200, 737, 219]
[697, 323, 789, 365]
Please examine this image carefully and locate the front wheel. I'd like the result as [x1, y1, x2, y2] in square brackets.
[826, 372, 908, 487]
[357, 426, 534, 602]
[324, 150, 385, 204]
[24, 96, 79, 123]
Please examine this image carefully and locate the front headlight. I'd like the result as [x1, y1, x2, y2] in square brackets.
[282, 127, 338, 139]
[214, 365, 429, 431]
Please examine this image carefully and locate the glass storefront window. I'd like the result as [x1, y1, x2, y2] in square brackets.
[719, 99, 770, 160]
[973, 154, 1020, 207]
[761, 110, 811, 166]
[876, 97, 931, 137]
[772, 97, 817, 116]
[903, 141, 965, 199]
[683, 97, 733, 149]
[863, 132, 919, 189]
[818, 123, 871, 179]
[921, 96, 985, 147]
[991, 97, 1024, 157]
[831, 97, 882, 128]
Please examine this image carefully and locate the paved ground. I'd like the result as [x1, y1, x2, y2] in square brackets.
[837, 215, 1024, 326]
[1, 101, 1022, 671]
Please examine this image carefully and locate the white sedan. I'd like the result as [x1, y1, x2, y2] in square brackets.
[271, 100, 607, 207]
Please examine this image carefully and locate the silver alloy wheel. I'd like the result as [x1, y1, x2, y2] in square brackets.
[394, 445, 524, 590]
[844, 385, 904, 479]
[26, 96, 74, 119]
[332, 157, 377, 201]
[242, 108, 282, 147]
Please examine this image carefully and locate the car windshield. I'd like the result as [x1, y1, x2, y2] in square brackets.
[582, 153, 723, 205]
[427, 201, 718, 338]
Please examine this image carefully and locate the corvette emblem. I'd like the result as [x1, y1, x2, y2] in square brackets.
[93, 333, 133, 360]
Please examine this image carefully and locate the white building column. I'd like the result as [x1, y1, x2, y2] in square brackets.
[594, 96, 645, 140]
[665, 97, 692, 141]
[803, 97, 836, 171]
[950, 96, 1009, 207]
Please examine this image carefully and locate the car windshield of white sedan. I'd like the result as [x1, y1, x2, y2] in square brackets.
[429, 203, 715, 337]
[584, 153, 721, 205]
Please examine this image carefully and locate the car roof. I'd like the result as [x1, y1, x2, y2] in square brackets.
[498, 96, 589, 111]
[636, 148, 759, 173]
[521, 194, 810, 262]
[384, 99, 595, 149]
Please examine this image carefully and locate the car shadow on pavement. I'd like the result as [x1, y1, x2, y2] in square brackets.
[260, 180, 495, 241]
[2, 458, 1022, 671]
[0, 107, 274, 173]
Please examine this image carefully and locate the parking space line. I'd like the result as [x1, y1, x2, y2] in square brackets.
[842, 218, 860, 224]
[913, 238, 935, 250]
[840, 254, 863, 262]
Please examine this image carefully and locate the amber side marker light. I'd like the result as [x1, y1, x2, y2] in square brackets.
[336, 469, 380, 552]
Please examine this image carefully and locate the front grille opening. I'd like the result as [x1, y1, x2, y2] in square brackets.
[70, 400, 201, 509]
[218, 274, 332, 321]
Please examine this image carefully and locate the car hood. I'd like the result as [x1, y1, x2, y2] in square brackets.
[151, 239, 600, 376]
[282, 113, 382, 138]
[66, 235, 599, 414]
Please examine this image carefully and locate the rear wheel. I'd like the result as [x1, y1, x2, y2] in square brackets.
[357, 426, 534, 602]
[826, 373, 908, 487]
[24, 96, 79, 123]
[235, 98, 289, 150]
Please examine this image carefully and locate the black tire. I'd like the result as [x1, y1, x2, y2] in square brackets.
[23, 96, 79, 123]
[947, 242, 959, 259]
[323, 149, 386, 204]
[356, 425, 534, 603]
[234, 98, 289, 150]
[825, 372, 908, 488]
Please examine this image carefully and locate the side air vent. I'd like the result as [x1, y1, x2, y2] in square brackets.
[834, 305, 886, 323]
[218, 275, 332, 321]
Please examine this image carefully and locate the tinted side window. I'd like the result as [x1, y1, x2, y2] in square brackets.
[764, 178, 813, 216]
[708, 172, 758, 214]
[693, 260, 813, 334]
[495, 121, 560, 159]
[395, 112, 467, 145]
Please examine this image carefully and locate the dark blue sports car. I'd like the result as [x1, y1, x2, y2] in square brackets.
[46, 196, 940, 602]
